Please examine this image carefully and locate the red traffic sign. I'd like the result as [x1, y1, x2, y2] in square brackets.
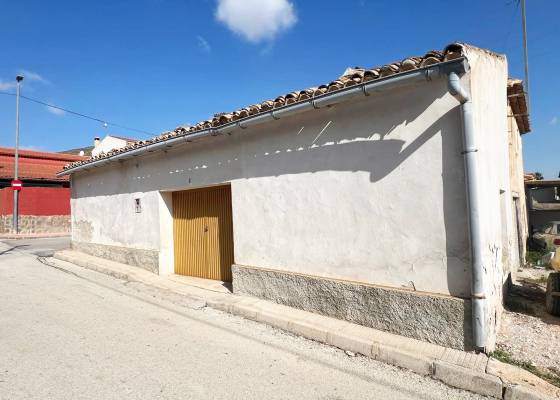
[11, 179, 22, 191]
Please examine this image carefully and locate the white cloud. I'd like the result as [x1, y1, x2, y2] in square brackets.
[550, 116, 558, 125]
[0, 70, 50, 92]
[46, 105, 65, 116]
[0, 81, 16, 91]
[18, 70, 50, 85]
[196, 35, 211, 53]
[215, 0, 297, 43]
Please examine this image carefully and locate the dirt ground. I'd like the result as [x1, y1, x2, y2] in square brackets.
[497, 267, 560, 380]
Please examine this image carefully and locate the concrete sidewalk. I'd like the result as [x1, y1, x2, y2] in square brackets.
[53, 249, 558, 400]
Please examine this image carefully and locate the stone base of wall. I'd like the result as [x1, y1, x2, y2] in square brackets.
[0, 214, 70, 234]
[72, 241, 159, 274]
[232, 264, 473, 351]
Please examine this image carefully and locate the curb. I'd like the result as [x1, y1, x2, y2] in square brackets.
[52, 250, 558, 400]
[0, 233, 70, 240]
[505, 384, 550, 400]
[55, 252, 130, 280]
[434, 361, 503, 398]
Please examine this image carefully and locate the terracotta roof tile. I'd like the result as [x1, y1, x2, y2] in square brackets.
[0, 147, 87, 162]
[62, 42, 530, 172]
[0, 148, 87, 181]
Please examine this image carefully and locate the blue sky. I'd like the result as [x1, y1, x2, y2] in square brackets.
[0, 0, 558, 177]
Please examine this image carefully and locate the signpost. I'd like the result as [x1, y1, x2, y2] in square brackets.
[13, 75, 24, 234]
[11, 179, 22, 191]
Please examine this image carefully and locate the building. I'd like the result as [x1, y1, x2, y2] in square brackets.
[506, 79, 530, 268]
[60, 135, 137, 158]
[525, 179, 560, 233]
[59, 43, 530, 353]
[0, 147, 87, 233]
[91, 135, 137, 157]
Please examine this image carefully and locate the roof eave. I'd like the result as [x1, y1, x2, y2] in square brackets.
[58, 57, 470, 177]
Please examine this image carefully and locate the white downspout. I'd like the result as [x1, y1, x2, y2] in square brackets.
[448, 72, 486, 352]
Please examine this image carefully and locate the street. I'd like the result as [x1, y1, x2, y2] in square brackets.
[0, 238, 486, 400]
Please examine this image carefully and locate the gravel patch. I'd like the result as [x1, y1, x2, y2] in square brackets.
[497, 267, 560, 381]
[497, 309, 560, 371]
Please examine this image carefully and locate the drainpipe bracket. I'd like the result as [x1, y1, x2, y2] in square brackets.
[461, 148, 478, 155]
[425, 68, 437, 82]
[361, 85, 370, 96]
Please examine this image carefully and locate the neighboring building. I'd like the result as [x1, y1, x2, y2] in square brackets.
[59, 43, 530, 353]
[91, 135, 137, 157]
[506, 79, 530, 269]
[0, 147, 87, 233]
[525, 179, 560, 233]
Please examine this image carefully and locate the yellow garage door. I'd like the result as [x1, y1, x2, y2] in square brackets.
[172, 185, 234, 281]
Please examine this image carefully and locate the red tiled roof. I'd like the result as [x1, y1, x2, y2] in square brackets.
[0, 147, 87, 181]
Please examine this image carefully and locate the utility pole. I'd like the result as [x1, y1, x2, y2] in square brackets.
[13, 75, 24, 234]
[521, 0, 530, 114]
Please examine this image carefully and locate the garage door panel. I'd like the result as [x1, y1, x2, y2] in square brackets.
[173, 186, 233, 281]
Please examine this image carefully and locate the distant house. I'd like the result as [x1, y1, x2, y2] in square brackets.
[0, 147, 86, 234]
[91, 135, 137, 157]
[60, 135, 137, 158]
[525, 179, 560, 232]
[59, 43, 530, 353]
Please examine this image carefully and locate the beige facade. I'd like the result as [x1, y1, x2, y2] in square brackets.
[508, 104, 528, 270]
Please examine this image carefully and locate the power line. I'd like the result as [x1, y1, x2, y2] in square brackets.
[0, 91, 156, 138]
[501, 0, 519, 49]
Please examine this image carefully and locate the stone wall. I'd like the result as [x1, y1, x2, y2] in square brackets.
[0, 214, 70, 234]
[232, 264, 473, 351]
[71, 241, 159, 274]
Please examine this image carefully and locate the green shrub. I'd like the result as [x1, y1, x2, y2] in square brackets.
[526, 250, 550, 267]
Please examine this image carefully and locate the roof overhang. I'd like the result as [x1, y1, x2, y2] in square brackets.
[525, 180, 560, 188]
[507, 79, 530, 134]
[57, 57, 470, 177]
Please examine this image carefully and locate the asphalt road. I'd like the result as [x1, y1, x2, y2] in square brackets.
[0, 236, 70, 256]
[0, 238, 487, 400]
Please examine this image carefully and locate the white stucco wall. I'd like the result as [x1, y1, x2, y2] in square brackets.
[72, 74, 473, 298]
[464, 47, 513, 349]
[91, 136, 129, 157]
[70, 48, 518, 324]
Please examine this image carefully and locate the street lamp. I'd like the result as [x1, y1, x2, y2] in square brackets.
[13, 74, 24, 234]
